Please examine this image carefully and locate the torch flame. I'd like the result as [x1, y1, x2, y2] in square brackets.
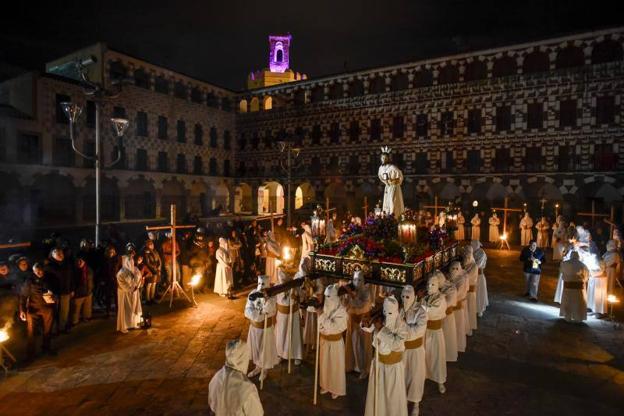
[190, 274, 202, 288]
[0, 328, 8, 343]
[607, 294, 619, 304]
[500, 234, 508, 241]
[282, 246, 292, 261]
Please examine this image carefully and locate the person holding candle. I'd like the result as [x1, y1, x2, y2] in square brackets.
[519, 240, 545, 302]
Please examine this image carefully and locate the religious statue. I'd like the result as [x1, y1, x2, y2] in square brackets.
[551, 215, 567, 261]
[378, 146, 404, 219]
[535, 216, 550, 248]
[519, 212, 534, 246]
[438, 211, 447, 228]
[455, 211, 465, 240]
[488, 211, 500, 243]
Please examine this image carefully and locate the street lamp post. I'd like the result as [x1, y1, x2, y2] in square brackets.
[277, 139, 302, 228]
[61, 102, 129, 246]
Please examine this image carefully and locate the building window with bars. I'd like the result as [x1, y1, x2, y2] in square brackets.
[440, 111, 454, 136]
[158, 116, 168, 139]
[392, 116, 404, 139]
[210, 127, 218, 148]
[193, 156, 203, 174]
[596, 96, 615, 125]
[467, 109, 482, 134]
[17, 133, 41, 164]
[527, 103, 543, 129]
[370, 119, 381, 141]
[176, 154, 186, 173]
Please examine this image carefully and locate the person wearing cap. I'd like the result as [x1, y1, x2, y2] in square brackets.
[45, 247, 75, 333]
[362, 296, 408, 416]
[401, 285, 427, 416]
[245, 275, 279, 381]
[20, 262, 56, 358]
[471, 240, 489, 318]
[208, 339, 264, 416]
[71, 255, 94, 325]
[319, 283, 348, 399]
[559, 251, 589, 323]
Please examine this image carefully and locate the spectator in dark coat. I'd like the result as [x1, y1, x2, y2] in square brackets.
[71, 255, 93, 325]
[20, 263, 56, 359]
[519, 240, 546, 302]
[100, 245, 122, 318]
[45, 247, 75, 333]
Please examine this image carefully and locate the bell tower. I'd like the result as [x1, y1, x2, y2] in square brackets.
[247, 33, 307, 90]
[269, 34, 291, 73]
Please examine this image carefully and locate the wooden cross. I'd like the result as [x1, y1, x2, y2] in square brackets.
[255, 212, 287, 232]
[0, 242, 31, 250]
[362, 196, 369, 219]
[146, 204, 195, 307]
[491, 197, 523, 247]
[423, 195, 447, 224]
[578, 200, 614, 227]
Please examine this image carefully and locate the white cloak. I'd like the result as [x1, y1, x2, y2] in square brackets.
[520, 216, 534, 246]
[552, 224, 567, 261]
[464, 260, 479, 332]
[275, 291, 303, 361]
[470, 216, 481, 241]
[214, 247, 233, 296]
[208, 367, 263, 416]
[559, 259, 588, 322]
[451, 272, 468, 353]
[319, 305, 348, 396]
[116, 256, 142, 333]
[536, 220, 550, 248]
[474, 248, 489, 316]
[441, 282, 458, 362]
[488, 216, 500, 243]
[456, 215, 465, 240]
[587, 271, 608, 314]
[245, 293, 279, 369]
[401, 303, 427, 403]
[603, 250, 622, 294]
[424, 293, 447, 384]
[345, 284, 373, 374]
[378, 163, 405, 219]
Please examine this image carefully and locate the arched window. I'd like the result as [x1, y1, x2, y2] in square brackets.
[463, 60, 487, 82]
[555, 45, 585, 69]
[591, 39, 624, 64]
[523, 50, 550, 74]
[239, 99, 248, 113]
[276, 49, 283, 63]
[263, 96, 273, 110]
[250, 97, 260, 112]
[437, 65, 459, 85]
[492, 56, 517, 78]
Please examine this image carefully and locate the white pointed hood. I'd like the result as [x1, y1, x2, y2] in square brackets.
[323, 284, 340, 315]
[225, 339, 250, 375]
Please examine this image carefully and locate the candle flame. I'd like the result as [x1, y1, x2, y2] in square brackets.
[283, 246, 292, 261]
[500, 234, 508, 241]
[607, 294, 619, 304]
[190, 274, 202, 287]
[0, 328, 8, 343]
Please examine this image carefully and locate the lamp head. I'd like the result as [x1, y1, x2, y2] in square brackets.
[111, 117, 129, 137]
[61, 102, 82, 124]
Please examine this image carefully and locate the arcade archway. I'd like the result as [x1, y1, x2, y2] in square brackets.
[257, 181, 284, 214]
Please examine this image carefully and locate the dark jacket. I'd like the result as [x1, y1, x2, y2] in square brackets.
[519, 247, 546, 274]
[45, 258, 75, 295]
[74, 265, 94, 298]
[100, 255, 122, 287]
[20, 273, 55, 312]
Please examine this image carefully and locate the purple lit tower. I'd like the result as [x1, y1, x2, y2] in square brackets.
[268, 34, 291, 73]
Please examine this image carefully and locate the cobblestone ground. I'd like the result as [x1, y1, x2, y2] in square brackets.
[0, 248, 623, 415]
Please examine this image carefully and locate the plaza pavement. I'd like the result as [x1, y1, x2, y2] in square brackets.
[0, 248, 623, 415]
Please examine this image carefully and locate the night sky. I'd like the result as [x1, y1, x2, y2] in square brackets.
[1, 0, 622, 90]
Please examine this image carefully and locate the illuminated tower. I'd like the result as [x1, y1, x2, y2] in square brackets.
[247, 33, 306, 89]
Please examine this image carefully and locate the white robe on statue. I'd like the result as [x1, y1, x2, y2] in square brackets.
[378, 163, 405, 219]
[208, 340, 264, 416]
[448, 262, 468, 353]
[552, 219, 567, 261]
[472, 241, 489, 317]
[520, 215, 534, 246]
[587, 261, 608, 314]
[470, 215, 481, 241]
[456, 213, 465, 240]
[319, 284, 348, 397]
[559, 255, 589, 322]
[363, 297, 408, 416]
[424, 291, 447, 384]
[245, 292, 279, 370]
[488, 215, 500, 243]
[275, 272, 303, 361]
[400, 287, 427, 405]
[536, 219, 550, 248]
[116, 255, 143, 333]
[214, 238, 233, 296]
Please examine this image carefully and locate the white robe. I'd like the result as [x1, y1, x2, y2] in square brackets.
[214, 247, 233, 296]
[364, 324, 408, 416]
[325, 219, 337, 244]
[488, 216, 500, 243]
[346, 284, 372, 374]
[587, 270, 608, 314]
[552, 224, 567, 261]
[208, 366, 263, 416]
[401, 303, 427, 404]
[245, 294, 279, 369]
[265, 240, 280, 285]
[603, 250, 621, 294]
[464, 260, 479, 333]
[456, 215, 465, 240]
[474, 248, 489, 316]
[116, 256, 142, 333]
[378, 163, 405, 219]
[275, 291, 303, 361]
[425, 293, 447, 384]
[536, 221, 550, 248]
[471, 216, 481, 241]
[451, 272, 468, 353]
[441, 282, 458, 362]
[559, 259, 588, 322]
[520, 216, 534, 246]
[319, 305, 348, 396]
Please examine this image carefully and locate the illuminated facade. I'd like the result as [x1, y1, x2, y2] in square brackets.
[247, 34, 307, 91]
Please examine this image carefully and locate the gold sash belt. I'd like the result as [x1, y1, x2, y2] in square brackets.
[427, 319, 443, 330]
[321, 332, 344, 341]
[277, 303, 299, 314]
[378, 350, 403, 365]
[404, 337, 424, 349]
[250, 317, 274, 329]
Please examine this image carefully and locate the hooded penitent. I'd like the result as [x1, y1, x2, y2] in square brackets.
[401, 285, 416, 311]
[294, 257, 310, 279]
[257, 275, 270, 291]
[448, 261, 463, 281]
[470, 239, 482, 252]
[225, 339, 251, 375]
[462, 245, 475, 268]
[323, 283, 340, 315]
[353, 269, 365, 288]
[277, 268, 290, 285]
[383, 295, 401, 330]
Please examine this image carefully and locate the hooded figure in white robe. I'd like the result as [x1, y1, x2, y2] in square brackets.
[455, 212, 465, 240]
[448, 261, 468, 353]
[378, 148, 405, 219]
[214, 238, 233, 297]
[559, 251, 589, 323]
[345, 270, 373, 378]
[363, 296, 408, 416]
[424, 273, 447, 392]
[470, 214, 481, 241]
[488, 212, 500, 243]
[471, 240, 489, 317]
[552, 216, 567, 261]
[275, 269, 303, 364]
[587, 257, 608, 315]
[245, 275, 279, 381]
[434, 271, 458, 362]
[462, 245, 479, 333]
[264, 232, 281, 285]
[319, 283, 348, 399]
[208, 339, 263, 416]
[401, 285, 427, 416]
[300, 224, 315, 267]
[554, 246, 575, 303]
[603, 240, 622, 294]
[536, 217, 550, 248]
[520, 212, 534, 246]
[116, 254, 143, 333]
[325, 214, 337, 244]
